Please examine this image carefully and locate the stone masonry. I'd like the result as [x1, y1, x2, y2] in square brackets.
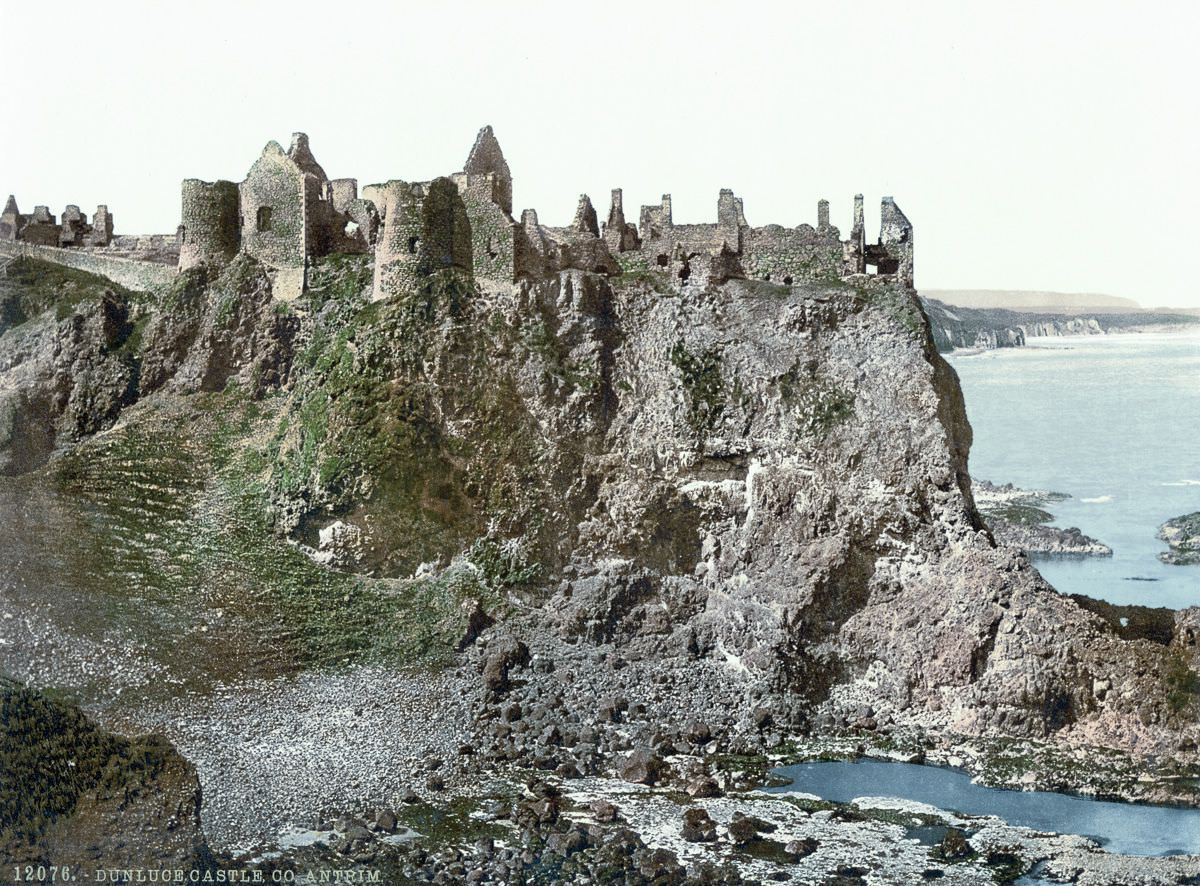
[4, 125, 914, 300]
[1, 195, 119, 249]
[179, 125, 915, 300]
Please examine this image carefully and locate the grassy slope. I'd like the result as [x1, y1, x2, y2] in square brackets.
[1, 254, 555, 695]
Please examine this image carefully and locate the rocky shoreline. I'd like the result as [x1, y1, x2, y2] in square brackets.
[921, 296, 1199, 353]
[1159, 512, 1200, 565]
[973, 481, 1112, 557]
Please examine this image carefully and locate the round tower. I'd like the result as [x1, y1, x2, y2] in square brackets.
[179, 179, 240, 270]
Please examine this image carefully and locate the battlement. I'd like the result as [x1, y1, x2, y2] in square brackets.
[2, 195, 123, 250]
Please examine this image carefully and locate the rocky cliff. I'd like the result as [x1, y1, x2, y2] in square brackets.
[921, 296, 1198, 352]
[2, 254, 1199, 874]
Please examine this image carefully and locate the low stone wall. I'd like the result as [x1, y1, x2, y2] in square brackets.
[0, 241, 177, 292]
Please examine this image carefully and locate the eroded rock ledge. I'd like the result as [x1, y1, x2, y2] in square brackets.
[1159, 512, 1200, 565]
[973, 480, 1112, 557]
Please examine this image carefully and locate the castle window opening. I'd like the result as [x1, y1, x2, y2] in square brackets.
[783, 275, 793, 285]
[656, 254, 668, 267]
[179, 225, 187, 244]
[256, 206, 273, 232]
[487, 236, 499, 259]
[408, 236, 420, 255]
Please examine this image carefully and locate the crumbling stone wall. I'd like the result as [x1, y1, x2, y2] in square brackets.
[59, 205, 87, 247]
[89, 205, 114, 247]
[0, 196, 22, 241]
[22, 208, 61, 247]
[878, 197, 914, 287]
[740, 223, 844, 284]
[330, 179, 358, 214]
[453, 173, 516, 285]
[602, 189, 639, 253]
[536, 194, 622, 276]
[844, 194, 866, 276]
[462, 125, 513, 215]
[2, 199, 122, 251]
[239, 142, 311, 299]
[162, 123, 915, 301]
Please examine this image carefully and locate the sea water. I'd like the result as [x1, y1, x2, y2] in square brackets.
[766, 759, 1200, 856]
[947, 330, 1200, 608]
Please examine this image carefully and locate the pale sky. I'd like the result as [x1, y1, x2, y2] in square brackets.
[1, 0, 1196, 307]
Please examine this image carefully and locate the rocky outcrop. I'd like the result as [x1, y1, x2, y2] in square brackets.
[0, 677, 212, 868]
[2, 253, 1199, 870]
[0, 255, 301, 476]
[973, 480, 1112, 557]
[0, 262, 140, 474]
[139, 255, 298, 398]
[1159, 512, 1200, 565]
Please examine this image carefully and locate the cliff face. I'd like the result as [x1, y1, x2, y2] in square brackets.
[253, 258, 1195, 755]
[0, 263, 141, 474]
[921, 296, 1198, 352]
[0, 254, 1196, 779]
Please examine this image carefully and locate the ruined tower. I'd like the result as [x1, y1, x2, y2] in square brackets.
[90, 205, 114, 247]
[239, 140, 317, 298]
[603, 189, 638, 253]
[462, 125, 513, 216]
[0, 196, 21, 241]
[179, 179, 240, 270]
[717, 189, 741, 251]
[878, 197, 914, 287]
[371, 178, 473, 302]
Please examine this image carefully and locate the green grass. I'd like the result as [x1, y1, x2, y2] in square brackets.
[0, 257, 138, 332]
[778, 362, 856, 437]
[670, 340, 725, 435]
[0, 677, 175, 845]
[980, 503, 1055, 527]
[859, 282, 927, 339]
[273, 260, 555, 580]
[47, 387, 499, 677]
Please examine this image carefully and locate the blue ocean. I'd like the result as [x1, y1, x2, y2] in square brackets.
[947, 330, 1200, 608]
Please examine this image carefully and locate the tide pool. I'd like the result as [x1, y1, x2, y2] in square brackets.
[766, 759, 1200, 856]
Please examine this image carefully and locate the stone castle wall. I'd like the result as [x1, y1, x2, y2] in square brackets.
[0, 240, 178, 292]
[452, 172, 516, 285]
[740, 225, 845, 283]
[239, 142, 311, 294]
[156, 124, 916, 302]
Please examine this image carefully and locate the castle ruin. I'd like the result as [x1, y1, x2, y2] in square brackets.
[178, 126, 913, 299]
[2, 125, 913, 300]
[1, 196, 115, 248]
